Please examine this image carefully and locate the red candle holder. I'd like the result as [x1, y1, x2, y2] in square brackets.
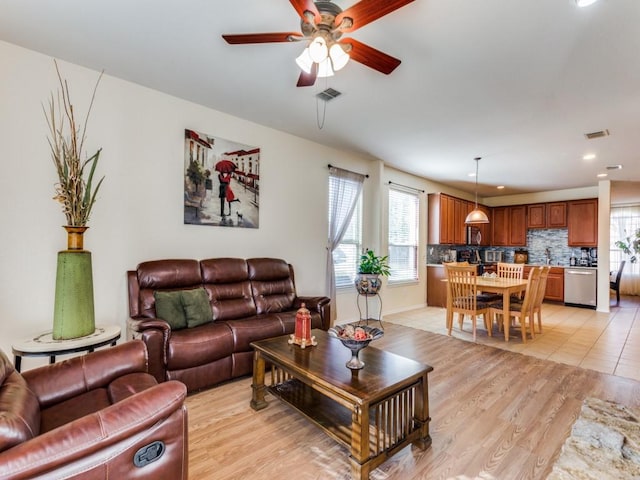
[288, 303, 317, 348]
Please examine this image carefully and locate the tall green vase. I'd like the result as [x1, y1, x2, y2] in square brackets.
[53, 226, 96, 340]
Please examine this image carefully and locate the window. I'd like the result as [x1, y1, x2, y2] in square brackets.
[610, 205, 640, 294]
[388, 187, 419, 283]
[328, 173, 363, 289]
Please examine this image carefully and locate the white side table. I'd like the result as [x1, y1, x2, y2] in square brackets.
[12, 324, 121, 372]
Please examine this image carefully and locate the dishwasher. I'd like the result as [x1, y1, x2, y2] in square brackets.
[564, 267, 597, 309]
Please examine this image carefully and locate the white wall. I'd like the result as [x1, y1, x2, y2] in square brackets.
[0, 41, 400, 367]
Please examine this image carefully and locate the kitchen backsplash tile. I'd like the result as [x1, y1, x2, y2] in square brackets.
[427, 228, 578, 265]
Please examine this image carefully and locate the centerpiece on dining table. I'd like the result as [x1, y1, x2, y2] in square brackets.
[328, 324, 384, 370]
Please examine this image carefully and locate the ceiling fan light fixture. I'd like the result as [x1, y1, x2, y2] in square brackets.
[295, 48, 314, 74]
[316, 57, 335, 78]
[308, 36, 328, 63]
[329, 43, 350, 71]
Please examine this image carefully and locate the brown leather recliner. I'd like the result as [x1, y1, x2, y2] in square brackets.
[0, 340, 188, 479]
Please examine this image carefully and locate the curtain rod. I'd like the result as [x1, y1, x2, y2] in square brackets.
[327, 164, 369, 178]
[388, 180, 425, 193]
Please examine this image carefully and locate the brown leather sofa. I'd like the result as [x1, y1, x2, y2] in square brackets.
[0, 340, 188, 479]
[127, 257, 331, 392]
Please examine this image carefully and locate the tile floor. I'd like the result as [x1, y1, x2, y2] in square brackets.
[384, 294, 640, 381]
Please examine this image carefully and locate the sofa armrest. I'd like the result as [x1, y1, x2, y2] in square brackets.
[22, 340, 148, 408]
[294, 296, 331, 330]
[0, 381, 187, 480]
[127, 317, 172, 383]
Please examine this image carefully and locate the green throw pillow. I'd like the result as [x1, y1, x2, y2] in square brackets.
[181, 288, 213, 328]
[154, 290, 188, 330]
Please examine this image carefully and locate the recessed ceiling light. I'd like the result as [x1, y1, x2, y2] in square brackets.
[583, 153, 596, 160]
[597, 173, 608, 178]
[606, 164, 623, 170]
[497, 185, 505, 190]
[576, 0, 598, 7]
[468, 172, 476, 177]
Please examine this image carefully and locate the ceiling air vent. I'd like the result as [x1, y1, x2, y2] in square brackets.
[316, 88, 342, 102]
[584, 129, 610, 139]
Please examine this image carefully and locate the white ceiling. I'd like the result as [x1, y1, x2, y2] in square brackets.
[1, 0, 639, 200]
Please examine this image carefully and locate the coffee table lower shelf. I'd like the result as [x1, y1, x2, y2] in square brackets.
[267, 377, 429, 463]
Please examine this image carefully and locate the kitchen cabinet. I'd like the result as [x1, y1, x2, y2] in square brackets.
[427, 266, 447, 307]
[568, 199, 598, 247]
[491, 207, 509, 246]
[492, 205, 526, 246]
[509, 206, 527, 245]
[527, 204, 546, 228]
[527, 202, 567, 229]
[454, 198, 468, 245]
[428, 193, 481, 245]
[523, 266, 564, 302]
[547, 202, 567, 228]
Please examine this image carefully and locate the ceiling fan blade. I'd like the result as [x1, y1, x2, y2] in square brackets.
[289, 0, 321, 23]
[296, 63, 318, 87]
[222, 32, 303, 44]
[336, 0, 415, 33]
[340, 38, 401, 74]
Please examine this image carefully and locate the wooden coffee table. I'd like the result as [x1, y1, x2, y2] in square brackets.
[250, 329, 433, 480]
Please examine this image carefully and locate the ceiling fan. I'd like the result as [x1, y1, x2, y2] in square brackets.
[222, 0, 415, 87]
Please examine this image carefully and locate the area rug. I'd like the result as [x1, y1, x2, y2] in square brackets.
[547, 397, 640, 479]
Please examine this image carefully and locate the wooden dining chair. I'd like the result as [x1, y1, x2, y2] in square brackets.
[444, 264, 491, 341]
[531, 265, 551, 333]
[489, 266, 542, 343]
[498, 262, 525, 300]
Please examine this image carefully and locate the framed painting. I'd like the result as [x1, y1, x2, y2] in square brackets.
[184, 129, 259, 228]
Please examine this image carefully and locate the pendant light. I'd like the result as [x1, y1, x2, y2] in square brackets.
[465, 157, 490, 224]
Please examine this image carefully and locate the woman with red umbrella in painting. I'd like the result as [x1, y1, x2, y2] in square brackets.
[215, 160, 240, 218]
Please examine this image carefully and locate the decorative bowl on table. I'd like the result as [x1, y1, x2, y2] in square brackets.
[328, 324, 384, 370]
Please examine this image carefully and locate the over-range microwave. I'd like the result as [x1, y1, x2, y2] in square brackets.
[485, 250, 503, 263]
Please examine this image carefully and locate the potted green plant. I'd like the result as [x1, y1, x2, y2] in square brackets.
[615, 228, 640, 263]
[355, 249, 390, 295]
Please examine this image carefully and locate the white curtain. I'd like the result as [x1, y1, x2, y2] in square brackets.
[610, 205, 640, 295]
[326, 166, 366, 322]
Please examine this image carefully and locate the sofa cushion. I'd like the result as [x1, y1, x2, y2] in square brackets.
[0, 372, 40, 453]
[247, 258, 296, 314]
[201, 258, 257, 321]
[222, 315, 286, 352]
[166, 322, 234, 370]
[182, 288, 213, 328]
[154, 290, 188, 329]
[137, 259, 202, 318]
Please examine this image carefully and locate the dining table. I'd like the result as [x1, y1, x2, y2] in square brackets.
[444, 275, 529, 342]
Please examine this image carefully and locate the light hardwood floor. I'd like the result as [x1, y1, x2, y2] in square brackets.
[186, 298, 640, 479]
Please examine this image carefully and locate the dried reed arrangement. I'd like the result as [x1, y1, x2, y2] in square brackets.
[44, 60, 104, 226]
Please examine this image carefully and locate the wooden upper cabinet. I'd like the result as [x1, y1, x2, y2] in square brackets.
[509, 205, 527, 245]
[527, 202, 567, 229]
[492, 205, 525, 246]
[568, 199, 598, 246]
[428, 193, 454, 244]
[454, 198, 469, 245]
[547, 202, 567, 228]
[527, 204, 546, 228]
[429, 194, 484, 245]
[491, 207, 509, 246]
